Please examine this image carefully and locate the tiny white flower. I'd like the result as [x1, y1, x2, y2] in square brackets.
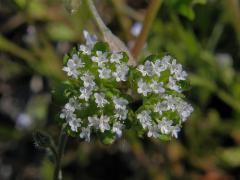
[79, 86, 93, 101]
[170, 59, 187, 80]
[137, 79, 151, 96]
[137, 110, 152, 129]
[98, 67, 111, 79]
[62, 63, 78, 78]
[112, 63, 129, 82]
[69, 118, 81, 132]
[94, 93, 108, 107]
[152, 56, 170, 76]
[60, 110, 75, 122]
[80, 127, 91, 142]
[68, 97, 81, 110]
[175, 70, 187, 81]
[72, 54, 85, 67]
[161, 55, 171, 67]
[112, 96, 128, 110]
[88, 115, 99, 128]
[158, 117, 173, 134]
[91, 51, 108, 67]
[170, 125, 181, 138]
[64, 99, 76, 112]
[137, 64, 147, 76]
[150, 81, 165, 94]
[152, 60, 163, 76]
[147, 126, 159, 138]
[144, 61, 154, 76]
[110, 52, 123, 63]
[176, 101, 193, 122]
[114, 108, 128, 120]
[83, 30, 97, 47]
[98, 115, 110, 132]
[168, 76, 181, 92]
[112, 121, 124, 137]
[154, 101, 168, 115]
[137, 60, 154, 76]
[79, 44, 91, 55]
[165, 95, 177, 111]
[63, 54, 84, 79]
[80, 73, 95, 88]
[60, 98, 79, 121]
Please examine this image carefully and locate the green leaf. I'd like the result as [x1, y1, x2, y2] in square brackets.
[178, 80, 191, 91]
[63, 54, 69, 65]
[92, 42, 109, 52]
[66, 126, 79, 137]
[166, 0, 195, 20]
[100, 131, 115, 145]
[70, 46, 78, 55]
[121, 52, 129, 63]
[52, 81, 73, 105]
[145, 54, 158, 61]
[178, 4, 195, 20]
[158, 134, 172, 141]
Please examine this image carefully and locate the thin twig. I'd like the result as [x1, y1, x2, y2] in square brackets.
[131, 0, 163, 59]
[54, 125, 68, 180]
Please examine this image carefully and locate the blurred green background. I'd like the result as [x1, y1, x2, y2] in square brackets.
[0, 0, 240, 179]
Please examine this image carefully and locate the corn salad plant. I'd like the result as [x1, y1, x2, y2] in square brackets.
[33, 0, 193, 179]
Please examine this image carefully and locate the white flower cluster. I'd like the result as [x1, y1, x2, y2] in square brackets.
[60, 94, 129, 142]
[60, 31, 130, 142]
[137, 95, 193, 138]
[137, 55, 187, 96]
[60, 30, 193, 142]
[136, 56, 193, 139]
[63, 31, 129, 83]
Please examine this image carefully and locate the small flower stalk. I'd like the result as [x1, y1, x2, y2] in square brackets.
[59, 30, 193, 143]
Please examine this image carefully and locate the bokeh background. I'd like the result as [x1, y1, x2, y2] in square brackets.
[0, 0, 240, 179]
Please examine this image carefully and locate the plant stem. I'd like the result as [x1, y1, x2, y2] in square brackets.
[84, 0, 108, 37]
[54, 125, 68, 180]
[131, 0, 163, 59]
[84, 0, 136, 66]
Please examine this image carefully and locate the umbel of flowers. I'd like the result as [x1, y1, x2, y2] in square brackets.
[59, 30, 193, 143]
[60, 31, 130, 143]
[129, 56, 193, 140]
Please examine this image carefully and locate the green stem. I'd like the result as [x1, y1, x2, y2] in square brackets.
[84, 0, 136, 66]
[131, 0, 163, 59]
[54, 125, 68, 180]
[84, 0, 108, 36]
[206, 20, 224, 51]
